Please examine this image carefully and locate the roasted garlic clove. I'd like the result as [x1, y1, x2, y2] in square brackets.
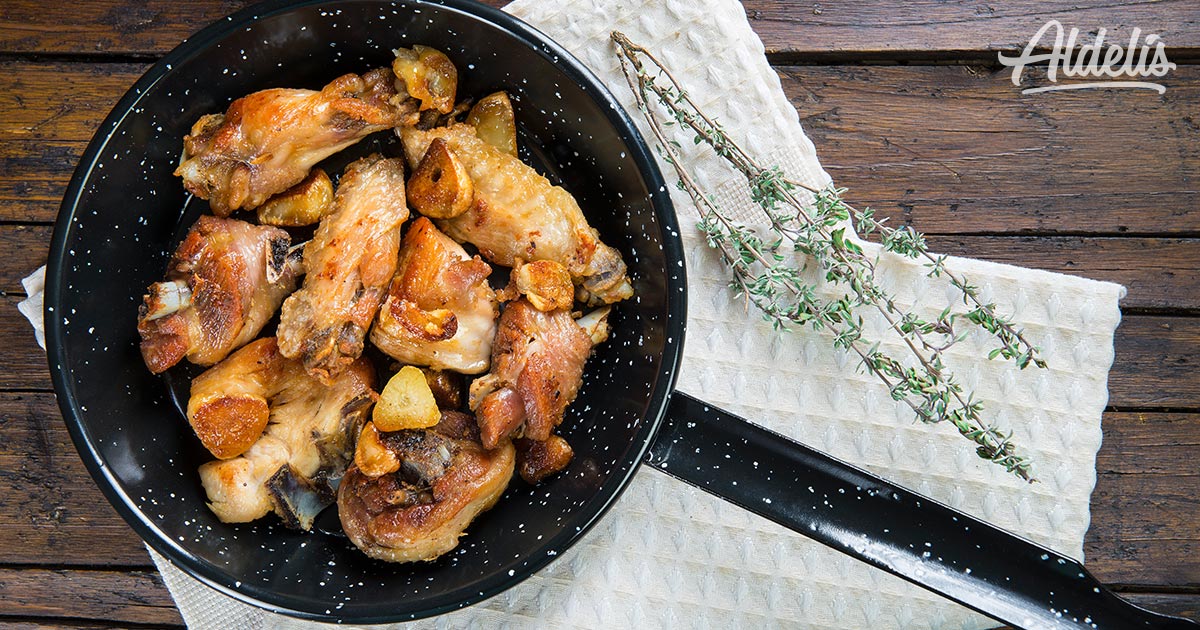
[407, 138, 474, 219]
[256, 168, 334, 227]
[466, 91, 517, 156]
[393, 45, 458, 114]
[355, 421, 402, 478]
[374, 366, 442, 431]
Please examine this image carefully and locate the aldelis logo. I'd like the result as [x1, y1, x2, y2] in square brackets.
[998, 20, 1176, 94]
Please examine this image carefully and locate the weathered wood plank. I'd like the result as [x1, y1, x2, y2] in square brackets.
[748, 0, 1200, 60]
[0, 225, 51, 292]
[922, 236, 1200, 311]
[781, 65, 1200, 236]
[5, 223, 1196, 309]
[0, 295, 52, 391]
[3, 390, 1198, 587]
[2, 308, 1198, 408]
[1, 0, 1197, 59]
[1086, 412, 1200, 586]
[1117, 593, 1200, 620]
[0, 62, 144, 144]
[0, 0, 255, 57]
[1, 575, 1181, 629]
[0, 567, 182, 626]
[0, 392, 152, 566]
[0, 60, 148, 223]
[1111, 317, 1200, 409]
[5, 61, 1197, 235]
[0, 622, 179, 630]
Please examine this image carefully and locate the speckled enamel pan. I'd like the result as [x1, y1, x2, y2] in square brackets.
[45, 0, 1197, 627]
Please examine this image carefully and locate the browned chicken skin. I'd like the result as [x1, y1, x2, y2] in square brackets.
[398, 123, 633, 305]
[176, 68, 418, 216]
[514, 434, 574, 484]
[137, 216, 300, 374]
[469, 299, 610, 449]
[193, 338, 375, 529]
[338, 411, 515, 563]
[277, 154, 409, 383]
[370, 217, 498, 374]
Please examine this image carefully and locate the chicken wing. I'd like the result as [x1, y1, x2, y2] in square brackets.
[338, 410, 515, 563]
[370, 217, 498, 374]
[469, 299, 610, 449]
[176, 68, 418, 216]
[137, 216, 300, 374]
[277, 154, 409, 383]
[194, 337, 375, 529]
[398, 123, 633, 305]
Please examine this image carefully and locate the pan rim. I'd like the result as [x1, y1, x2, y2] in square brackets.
[45, 0, 687, 622]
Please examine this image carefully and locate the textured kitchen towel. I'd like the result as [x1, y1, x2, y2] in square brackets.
[26, 0, 1127, 628]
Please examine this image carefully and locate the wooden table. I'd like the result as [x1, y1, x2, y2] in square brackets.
[1, 1, 1197, 626]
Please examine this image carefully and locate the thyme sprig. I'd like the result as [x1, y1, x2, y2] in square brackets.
[612, 32, 1046, 481]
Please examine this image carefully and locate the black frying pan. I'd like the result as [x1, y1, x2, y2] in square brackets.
[45, 0, 1195, 627]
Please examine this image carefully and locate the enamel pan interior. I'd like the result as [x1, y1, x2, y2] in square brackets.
[46, 0, 684, 621]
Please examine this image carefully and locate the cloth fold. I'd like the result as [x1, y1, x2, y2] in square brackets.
[23, 0, 1126, 627]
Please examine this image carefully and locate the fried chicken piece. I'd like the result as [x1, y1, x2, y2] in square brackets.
[469, 299, 610, 449]
[398, 123, 633, 305]
[278, 154, 409, 383]
[370, 217, 498, 374]
[137, 216, 300, 374]
[193, 338, 375, 529]
[338, 410, 514, 563]
[176, 68, 418, 216]
[419, 368, 464, 410]
[498, 259, 574, 312]
[514, 434, 574, 484]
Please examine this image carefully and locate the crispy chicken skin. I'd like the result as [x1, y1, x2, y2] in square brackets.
[370, 217, 498, 374]
[194, 338, 375, 528]
[398, 123, 633, 305]
[278, 154, 409, 383]
[137, 216, 300, 374]
[469, 299, 610, 449]
[338, 410, 515, 563]
[514, 434, 574, 484]
[176, 68, 418, 216]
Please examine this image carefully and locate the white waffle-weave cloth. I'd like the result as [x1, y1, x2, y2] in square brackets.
[20, 0, 1127, 627]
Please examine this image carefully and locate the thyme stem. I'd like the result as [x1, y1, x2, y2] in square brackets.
[613, 31, 1044, 481]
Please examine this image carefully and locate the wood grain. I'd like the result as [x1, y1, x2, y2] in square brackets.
[1, 312, 1198, 406]
[3, 391, 1198, 587]
[781, 65, 1200, 236]
[5, 223, 1197, 310]
[0, 225, 51, 291]
[0, 61, 148, 223]
[0, 567, 182, 626]
[0, 295, 52, 391]
[1086, 412, 1200, 586]
[1111, 317, 1200, 409]
[1, 0, 1197, 622]
[5, 61, 1197, 237]
[1116, 593, 1200, 620]
[0, 392, 151, 566]
[748, 0, 1200, 61]
[1, 1, 1197, 60]
[0, 623, 179, 630]
[0, 0, 255, 57]
[922, 236, 1200, 311]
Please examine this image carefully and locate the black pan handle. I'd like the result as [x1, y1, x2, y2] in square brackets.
[646, 392, 1197, 630]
